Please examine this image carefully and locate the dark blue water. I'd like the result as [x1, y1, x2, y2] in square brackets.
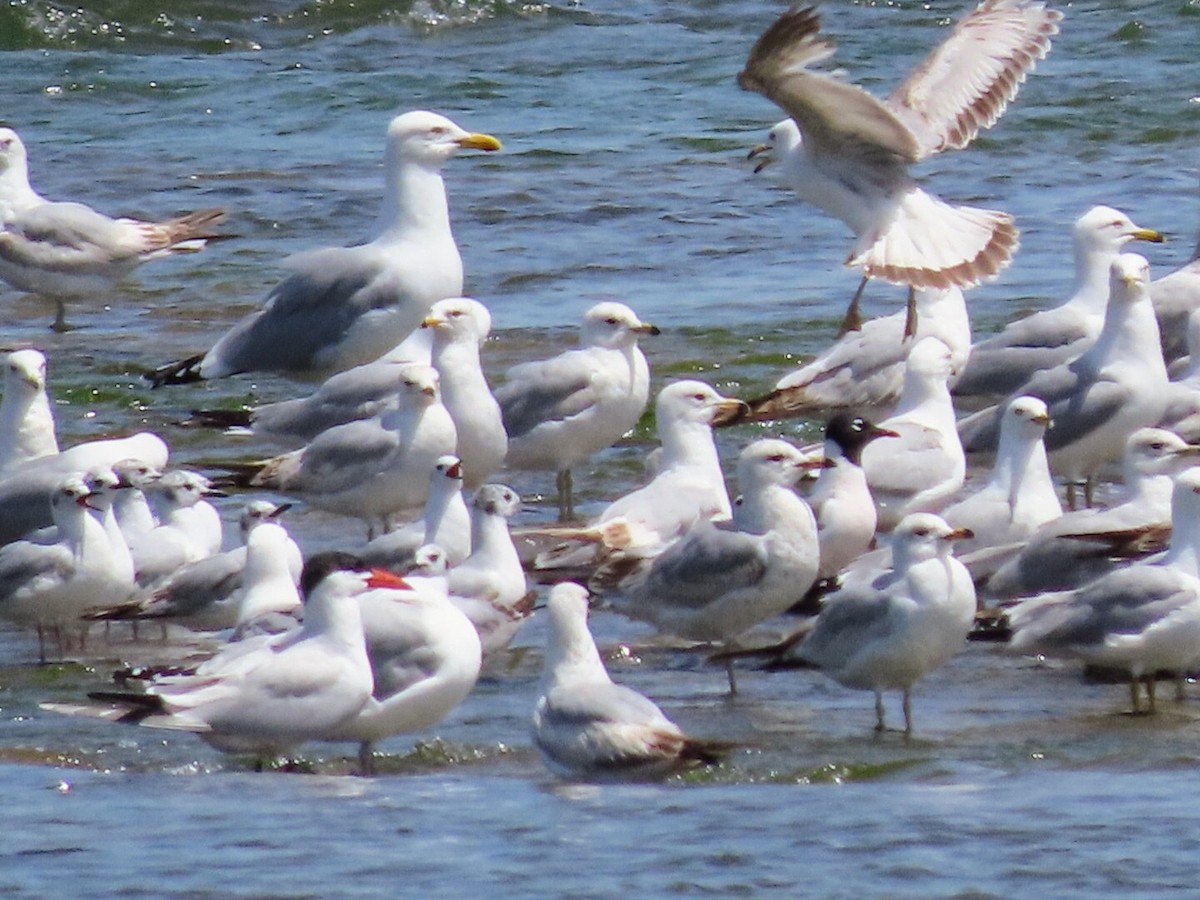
[2, 1, 1200, 895]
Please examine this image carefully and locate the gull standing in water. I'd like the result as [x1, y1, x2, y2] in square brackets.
[607, 439, 821, 693]
[532, 582, 727, 781]
[497, 302, 659, 521]
[0, 127, 226, 330]
[954, 206, 1164, 401]
[738, 2, 1059, 334]
[360, 455, 472, 570]
[0, 348, 58, 476]
[148, 111, 500, 386]
[1006, 468, 1200, 713]
[44, 552, 385, 767]
[959, 254, 1170, 508]
[783, 514, 976, 734]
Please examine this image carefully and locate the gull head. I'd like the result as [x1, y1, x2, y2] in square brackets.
[422, 297, 492, 344]
[0, 127, 27, 175]
[891, 513, 972, 567]
[152, 469, 224, 508]
[433, 454, 465, 485]
[1001, 395, 1051, 441]
[111, 457, 162, 491]
[579, 301, 660, 350]
[411, 543, 450, 576]
[1122, 427, 1198, 480]
[397, 364, 441, 406]
[239, 499, 291, 536]
[5, 348, 47, 392]
[737, 437, 823, 488]
[824, 413, 898, 465]
[52, 476, 93, 518]
[82, 467, 121, 510]
[1074, 206, 1164, 256]
[656, 380, 748, 429]
[386, 110, 501, 168]
[747, 118, 801, 175]
[473, 483, 521, 519]
[1109, 252, 1152, 304]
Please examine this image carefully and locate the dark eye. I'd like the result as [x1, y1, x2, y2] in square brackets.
[604, 317, 620, 326]
[430, 126, 448, 135]
[913, 528, 929, 537]
[1150, 442, 1166, 451]
[767, 453, 787, 462]
[693, 393, 706, 401]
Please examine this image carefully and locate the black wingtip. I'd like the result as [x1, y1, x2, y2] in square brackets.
[144, 353, 206, 389]
[183, 407, 253, 429]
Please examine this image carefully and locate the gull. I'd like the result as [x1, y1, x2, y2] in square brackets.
[954, 206, 1165, 401]
[739, 2, 1059, 334]
[607, 438, 821, 693]
[986, 428, 1200, 600]
[0, 431, 169, 545]
[808, 414, 897, 587]
[1156, 309, 1200, 442]
[1007, 468, 1200, 712]
[88, 501, 302, 634]
[531, 381, 745, 571]
[532, 582, 727, 781]
[860, 336, 965, 530]
[940, 395, 1060, 559]
[0, 348, 57, 476]
[80, 466, 136, 588]
[0, 127, 226, 331]
[446, 484, 532, 659]
[739, 287, 970, 423]
[359, 455, 471, 570]
[147, 111, 500, 387]
[325, 545, 482, 776]
[0, 477, 128, 660]
[421, 297, 507, 489]
[44, 552, 386, 766]
[496, 301, 659, 520]
[959, 254, 1170, 508]
[783, 513, 976, 734]
[130, 470, 225, 587]
[242, 364, 457, 538]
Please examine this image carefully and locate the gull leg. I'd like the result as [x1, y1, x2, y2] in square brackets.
[1065, 481, 1078, 512]
[724, 647, 739, 696]
[836, 276, 870, 338]
[51, 299, 70, 333]
[874, 691, 886, 731]
[902, 286, 918, 340]
[36, 625, 47, 664]
[1084, 477, 1096, 509]
[556, 469, 574, 522]
[358, 742, 376, 777]
[1146, 676, 1157, 713]
[902, 688, 914, 736]
[1176, 673, 1187, 702]
[1129, 678, 1141, 714]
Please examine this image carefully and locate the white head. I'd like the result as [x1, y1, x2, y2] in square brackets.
[151, 470, 220, 509]
[432, 454, 464, 488]
[1108, 252, 1152, 306]
[736, 438, 817, 489]
[411, 543, 450, 576]
[579, 301, 659, 350]
[384, 110, 501, 169]
[112, 458, 162, 492]
[748, 118, 802, 174]
[472, 483, 521, 519]
[891, 513, 971, 568]
[0, 128, 28, 176]
[999, 395, 1051, 443]
[396, 364, 441, 407]
[1073, 206, 1162, 257]
[1122, 428, 1198, 480]
[239, 499, 290, 538]
[421, 297, 492, 345]
[4, 348, 47, 394]
[655, 380, 747, 429]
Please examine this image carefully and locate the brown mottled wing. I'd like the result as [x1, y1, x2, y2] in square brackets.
[886, 0, 1062, 159]
[737, 4, 920, 167]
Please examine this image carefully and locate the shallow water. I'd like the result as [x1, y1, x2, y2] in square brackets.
[2, 1, 1200, 896]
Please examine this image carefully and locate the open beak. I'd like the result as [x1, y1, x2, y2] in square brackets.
[747, 144, 773, 174]
[366, 569, 412, 591]
[446, 460, 463, 479]
[456, 132, 502, 152]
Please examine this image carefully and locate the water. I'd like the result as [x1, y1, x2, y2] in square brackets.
[1, 0, 1200, 895]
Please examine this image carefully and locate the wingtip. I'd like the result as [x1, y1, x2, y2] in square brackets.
[144, 353, 206, 389]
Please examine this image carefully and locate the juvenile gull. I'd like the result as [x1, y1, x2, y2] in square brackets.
[148, 111, 500, 386]
[738, 287, 969, 423]
[44, 553, 383, 765]
[781, 513, 976, 734]
[1007, 468, 1200, 712]
[0, 348, 58, 476]
[739, 1, 1059, 332]
[532, 582, 726, 781]
[959, 254, 1170, 507]
[860, 337, 965, 530]
[607, 438, 821, 693]
[497, 301, 658, 520]
[954, 206, 1164, 400]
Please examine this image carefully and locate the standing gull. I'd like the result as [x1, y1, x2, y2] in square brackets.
[532, 582, 727, 781]
[954, 206, 1164, 400]
[496, 301, 659, 520]
[783, 513, 976, 734]
[359, 455, 472, 570]
[0, 127, 225, 330]
[739, 2, 1059, 333]
[148, 111, 500, 386]
[959, 254, 1170, 508]
[607, 439, 821, 693]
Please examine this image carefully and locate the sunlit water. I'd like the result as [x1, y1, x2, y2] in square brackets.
[2, 1, 1200, 896]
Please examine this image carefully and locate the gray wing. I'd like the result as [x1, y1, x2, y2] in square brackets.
[496, 352, 597, 439]
[358, 598, 440, 701]
[292, 418, 398, 491]
[633, 521, 768, 609]
[738, 5, 919, 167]
[798, 588, 895, 668]
[206, 246, 410, 376]
[864, 421, 956, 495]
[885, 0, 1061, 158]
[954, 307, 1095, 399]
[0, 201, 143, 272]
[252, 361, 404, 441]
[143, 549, 247, 619]
[0, 540, 72, 605]
[541, 680, 666, 731]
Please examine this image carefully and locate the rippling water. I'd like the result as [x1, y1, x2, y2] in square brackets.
[2, 1, 1200, 896]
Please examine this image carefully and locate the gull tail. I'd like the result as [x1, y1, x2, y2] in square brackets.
[849, 188, 1018, 290]
[145, 353, 205, 389]
[707, 625, 816, 671]
[724, 385, 817, 424]
[134, 207, 230, 256]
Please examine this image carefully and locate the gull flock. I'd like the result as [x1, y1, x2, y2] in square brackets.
[4, 1, 1200, 782]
